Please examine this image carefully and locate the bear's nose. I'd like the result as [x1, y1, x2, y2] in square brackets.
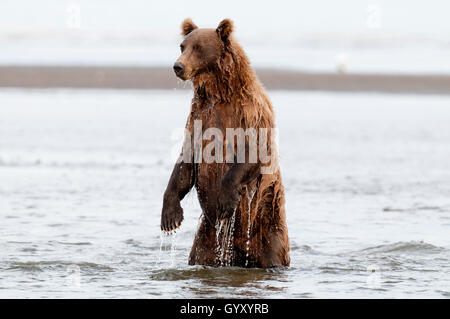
[173, 62, 185, 75]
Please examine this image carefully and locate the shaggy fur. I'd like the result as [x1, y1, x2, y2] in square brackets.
[161, 18, 290, 268]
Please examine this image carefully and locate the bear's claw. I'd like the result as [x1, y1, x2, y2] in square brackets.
[161, 203, 184, 232]
[217, 206, 236, 221]
[217, 188, 241, 220]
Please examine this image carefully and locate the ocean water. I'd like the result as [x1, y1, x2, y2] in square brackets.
[1, 0, 450, 74]
[0, 88, 449, 298]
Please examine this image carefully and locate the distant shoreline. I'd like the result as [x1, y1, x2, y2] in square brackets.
[1, 65, 450, 94]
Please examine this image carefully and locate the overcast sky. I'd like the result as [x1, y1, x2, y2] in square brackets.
[2, 0, 449, 38]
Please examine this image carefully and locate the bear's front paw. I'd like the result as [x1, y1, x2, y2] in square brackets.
[161, 201, 184, 233]
[217, 187, 241, 221]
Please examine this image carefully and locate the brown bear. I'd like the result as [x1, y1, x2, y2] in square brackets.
[160, 18, 289, 268]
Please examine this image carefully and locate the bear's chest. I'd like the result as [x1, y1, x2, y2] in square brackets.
[191, 99, 235, 130]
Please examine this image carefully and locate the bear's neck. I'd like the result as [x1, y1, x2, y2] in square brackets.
[192, 44, 257, 104]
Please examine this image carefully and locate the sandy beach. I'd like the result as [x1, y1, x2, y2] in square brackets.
[1, 65, 450, 94]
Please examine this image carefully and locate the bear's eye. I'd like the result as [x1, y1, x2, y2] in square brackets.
[193, 44, 202, 51]
[180, 44, 185, 53]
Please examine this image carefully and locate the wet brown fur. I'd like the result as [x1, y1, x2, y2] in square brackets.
[163, 18, 289, 268]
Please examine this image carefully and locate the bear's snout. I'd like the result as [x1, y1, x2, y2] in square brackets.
[173, 62, 185, 77]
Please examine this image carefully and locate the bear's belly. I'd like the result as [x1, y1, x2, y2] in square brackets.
[192, 102, 234, 220]
[195, 161, 230, 221]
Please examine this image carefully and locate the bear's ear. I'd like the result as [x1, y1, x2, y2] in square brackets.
[181, 18, 198, 36]
[216, 19, 234, 42]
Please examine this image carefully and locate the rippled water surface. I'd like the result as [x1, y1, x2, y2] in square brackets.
[0, 89, 449, 298]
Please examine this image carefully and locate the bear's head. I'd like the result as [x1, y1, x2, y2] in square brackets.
[173, 18, 234, 80]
